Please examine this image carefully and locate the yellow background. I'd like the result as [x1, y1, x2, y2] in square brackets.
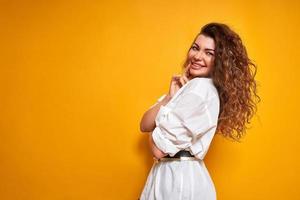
[0, 0, 299, 199]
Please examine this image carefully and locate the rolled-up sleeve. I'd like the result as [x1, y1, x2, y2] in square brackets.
[151, 90, 219, 157]
[148, 94, 167, 109]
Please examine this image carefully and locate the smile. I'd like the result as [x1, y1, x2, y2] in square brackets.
[191, 63, 205, 69]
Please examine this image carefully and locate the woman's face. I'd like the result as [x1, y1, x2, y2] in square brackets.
[186, 34, 215, 79]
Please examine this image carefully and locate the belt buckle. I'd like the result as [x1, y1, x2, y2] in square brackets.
[158, 157, 199, 162]
[158, 153, 199, 162]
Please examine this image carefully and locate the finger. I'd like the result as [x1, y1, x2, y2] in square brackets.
[181, 69, 189, 82]
[184, 67, 191, 81]
[182, 74, 189, 83]
[179, 76, 185, 86]
[171, 75, 178, 84]
[172, 75, 181, 83]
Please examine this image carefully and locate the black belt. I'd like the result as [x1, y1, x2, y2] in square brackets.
[163, 150, 194, 158]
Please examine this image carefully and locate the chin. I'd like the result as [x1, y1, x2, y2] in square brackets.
[187, 67, 212, 78]
[189, 72, 208, 78]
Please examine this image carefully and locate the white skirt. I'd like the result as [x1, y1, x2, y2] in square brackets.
[139, 159, 216, 200]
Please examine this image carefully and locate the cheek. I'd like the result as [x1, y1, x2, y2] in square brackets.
[187, 51, 195, 59]
[207, 57, 215, 66]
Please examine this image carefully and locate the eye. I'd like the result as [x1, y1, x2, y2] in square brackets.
[206, 52, 214, 56]
[191, 46, 198, 50]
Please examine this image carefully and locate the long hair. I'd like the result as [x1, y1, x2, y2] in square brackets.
[181, 22, 261, 142]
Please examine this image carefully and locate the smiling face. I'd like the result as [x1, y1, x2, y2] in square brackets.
[186, 34, 216, 79]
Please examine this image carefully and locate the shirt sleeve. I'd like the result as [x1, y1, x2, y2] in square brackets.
[148, 94, 167, 109]
[151, 90, 219, 158]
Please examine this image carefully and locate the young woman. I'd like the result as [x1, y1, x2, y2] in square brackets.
[139, 22, 260, 200]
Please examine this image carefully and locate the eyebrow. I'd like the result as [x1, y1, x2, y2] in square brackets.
[193, 43, 215, 51]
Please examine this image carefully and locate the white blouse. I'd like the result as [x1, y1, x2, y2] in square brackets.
[140, 77, 220, 200]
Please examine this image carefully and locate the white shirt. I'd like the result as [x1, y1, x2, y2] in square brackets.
[140, 77, 220, 200]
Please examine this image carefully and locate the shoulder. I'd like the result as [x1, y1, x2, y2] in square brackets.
[184, 77, 219, 100]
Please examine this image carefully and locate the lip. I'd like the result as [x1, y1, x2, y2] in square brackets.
[191, 62, 205, 69]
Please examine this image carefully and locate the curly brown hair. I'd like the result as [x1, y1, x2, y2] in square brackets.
[181, 22, 261, 142]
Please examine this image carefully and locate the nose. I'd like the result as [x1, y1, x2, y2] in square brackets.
[194, 51, 204, 60]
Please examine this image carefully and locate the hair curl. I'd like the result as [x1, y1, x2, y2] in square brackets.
[181, 22, 261, 142]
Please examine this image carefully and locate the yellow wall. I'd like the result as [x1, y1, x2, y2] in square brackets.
[0, 0, 299, 199]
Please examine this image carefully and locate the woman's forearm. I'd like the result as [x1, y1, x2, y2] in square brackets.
[140, 94, 172, 132]
[149, 132, 168, 159]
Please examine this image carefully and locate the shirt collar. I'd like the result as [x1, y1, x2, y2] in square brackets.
[192, 77, 213, 84]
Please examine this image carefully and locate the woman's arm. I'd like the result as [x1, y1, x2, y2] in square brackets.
[140, 70, 189, 133]
[140, 72, 189, 159]
[139, 94, 172, 132]
[149, 131, 168, 159]
[140, 95, 171, 159]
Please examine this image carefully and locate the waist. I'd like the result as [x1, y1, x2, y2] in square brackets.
[157, 150, 199, 162]
[164, 150, 194, 158]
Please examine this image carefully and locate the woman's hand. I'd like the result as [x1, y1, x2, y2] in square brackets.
[168, 67, 190, 98]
